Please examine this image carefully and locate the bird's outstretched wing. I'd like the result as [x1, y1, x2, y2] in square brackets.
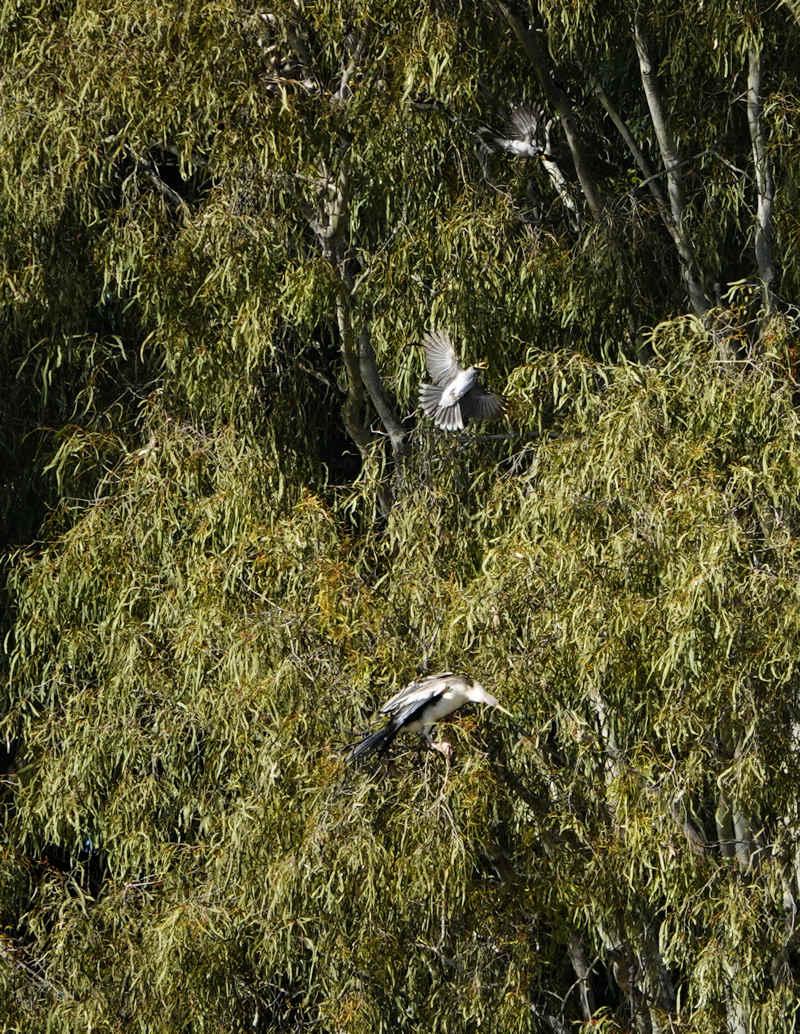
[459, 387, 505, 423]
[507, 106, 537, 142]
[422, 331, 463, 386]
[380, 672, 454, 715]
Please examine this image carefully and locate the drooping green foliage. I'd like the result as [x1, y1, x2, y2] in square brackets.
[4, 2, 800, 1032]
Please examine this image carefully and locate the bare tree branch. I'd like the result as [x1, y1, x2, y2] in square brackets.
[140, 165, 191, 215]
[304, 160, 372, 460]
[566, 933, 597, 1021]
[358, 329, 408, 456]
[589, 74, 657, 186]
[333, 31, 366, 103]
[633, 16, 710, 316]
[632, 19, 684, 226]
[538, 156, 582, 229]
[747, 43, 776, 312]
[590, 72, 719, 325]
[0, 933, 70, 1004]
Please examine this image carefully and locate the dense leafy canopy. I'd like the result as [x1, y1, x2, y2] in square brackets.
[4, 1, 800, 1032]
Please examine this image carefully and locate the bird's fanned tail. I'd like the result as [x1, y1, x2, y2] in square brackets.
[419, 382, 443, 416]
[419, 382, 464, 431]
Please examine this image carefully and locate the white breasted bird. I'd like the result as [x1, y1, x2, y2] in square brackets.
[347, 672, 510, 762]
[418, 330, 505, 432]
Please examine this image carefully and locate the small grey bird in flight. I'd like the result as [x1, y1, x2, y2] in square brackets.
[418, 330, 505, 432]
[347, 672, 510, 762]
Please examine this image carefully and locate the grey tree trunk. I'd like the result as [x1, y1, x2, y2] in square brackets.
[633, 16, 710, 316]
[747, 43, 776, 313]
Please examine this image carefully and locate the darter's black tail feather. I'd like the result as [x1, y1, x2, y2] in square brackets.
[347, 725, 395, 762]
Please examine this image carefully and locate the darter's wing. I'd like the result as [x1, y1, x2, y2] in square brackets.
[380, 673, 455, 715]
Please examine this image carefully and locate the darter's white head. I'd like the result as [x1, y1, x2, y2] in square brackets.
[464, 681, 512, 715]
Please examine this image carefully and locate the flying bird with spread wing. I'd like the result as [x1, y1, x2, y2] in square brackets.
[496, 105, 545, 157]
[347, 672, 510, 762]
[418, 330, 505, 432]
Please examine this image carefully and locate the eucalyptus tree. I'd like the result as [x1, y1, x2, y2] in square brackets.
[4, 2, 800, 1033]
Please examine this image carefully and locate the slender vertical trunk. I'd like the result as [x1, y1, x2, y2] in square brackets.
[732, 805, 755, 870]
[639, 927, 676, 1033]
[747, 43, 776, 313]
[715, 793, 736, 860]
[334, 291, 370, 450]
[724, 980, 750, 1034]
[588, 688, 678, 1032]
[594, 926, 652, 1034]
[332, 278, 397, 514]
[633, 16, 710, 316]
[719, 736, 756, 1034]
[357, 329, 408, 458]
[297, 36, 409, 514]
[306, 158, 407, 513]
